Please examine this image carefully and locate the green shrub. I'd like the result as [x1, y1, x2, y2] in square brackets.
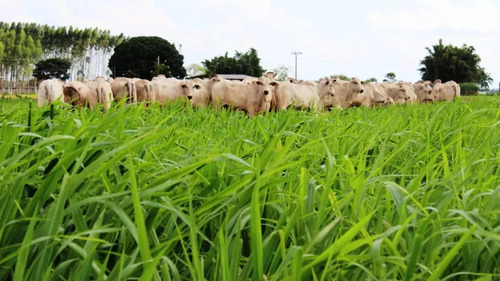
[460, 82, 480, 96]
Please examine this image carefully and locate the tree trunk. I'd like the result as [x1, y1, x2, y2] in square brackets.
[0, 63, 4, 95]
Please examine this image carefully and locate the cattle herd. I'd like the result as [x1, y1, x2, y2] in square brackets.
[37, 72, 461, 116]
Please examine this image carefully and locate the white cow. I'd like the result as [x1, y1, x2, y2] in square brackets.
[352, 82, 393, 107]
[111, 77, 137, 103]
[330, 77, 365, 108]
[433, 80, 460, 101]
[152, 75, 186, 105]
[211, 77, 278, 117]
[90, 77, 113, 110]
[134, 79, 155, 104]
[413, 81, 434, 103]
[274, 79, 320, 110]
[381, 82, 410, 105]
[184, 78, 214, 108]
[37, 79, 64, 107]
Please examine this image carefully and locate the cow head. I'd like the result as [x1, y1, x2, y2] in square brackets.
[385, 96, 395, 105]
[397, 81, 417, 104]
[320, 79, 336, 109]
[346, 78, 364, 106]
[184, 78, 210, 106]
[212, 75, 224, 83]
[395, 84, 408, 104]
[180, 81, 189, 98]
[432, 85, 444, 101]
[416, 82, 434, 102]
[253, 77, 278, 111]
[63, 84, 87, 107]
[264, 71, 276, 81]
[350, 77, 364, 93]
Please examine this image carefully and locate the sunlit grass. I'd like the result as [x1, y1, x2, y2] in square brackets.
[0, 93, 37, 99]
[0, 96, 499, 280]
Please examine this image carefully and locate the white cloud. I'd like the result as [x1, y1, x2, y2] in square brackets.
[368, 0, 500, 33]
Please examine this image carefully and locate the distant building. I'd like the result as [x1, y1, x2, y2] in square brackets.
[184, 74, 256, 81]
[217, 74, 255, 81]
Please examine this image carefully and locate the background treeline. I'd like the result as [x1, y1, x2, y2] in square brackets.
[0, 21, 126, 93]
[202, 48, 265, 78]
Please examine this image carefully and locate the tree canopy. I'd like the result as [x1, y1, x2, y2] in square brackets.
[185, 63, 207, 78]
[271, 65, 290, 82]
[0, 21, 125, 86]
[419, 39, 492, 88]
[108, 36, 186, 80]
[384, 72, 396, 82]
[202, 48, 265, 77]
[32, 58, 71, 81]
[0, 22, 125, 57]
[0, 27, 43, 82]
[332, 74, 350, 81]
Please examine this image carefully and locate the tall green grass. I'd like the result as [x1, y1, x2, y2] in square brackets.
[0, 97, 499, 280]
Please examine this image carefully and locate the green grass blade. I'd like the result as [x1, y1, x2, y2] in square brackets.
[127, 155, 153, 276]
[250, 182, 263, 281]
[428, 225, 477, 281]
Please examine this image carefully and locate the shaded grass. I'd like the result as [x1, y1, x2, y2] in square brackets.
[0, 96, 499, 280]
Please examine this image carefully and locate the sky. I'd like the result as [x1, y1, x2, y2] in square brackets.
[1, 0, 499, 88]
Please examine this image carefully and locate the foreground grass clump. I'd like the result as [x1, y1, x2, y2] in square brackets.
[0, 97, 499, 281]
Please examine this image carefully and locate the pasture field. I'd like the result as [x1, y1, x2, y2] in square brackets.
[0, 96, 499, 281]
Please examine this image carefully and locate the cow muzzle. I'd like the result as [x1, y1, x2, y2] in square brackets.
[264, 90, 270, 95]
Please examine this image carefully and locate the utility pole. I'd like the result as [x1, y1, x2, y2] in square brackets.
[291, 51, 302, 79]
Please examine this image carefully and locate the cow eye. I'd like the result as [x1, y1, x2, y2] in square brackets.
[194, 85, 201, 90]
[181, 84, 187, 88]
